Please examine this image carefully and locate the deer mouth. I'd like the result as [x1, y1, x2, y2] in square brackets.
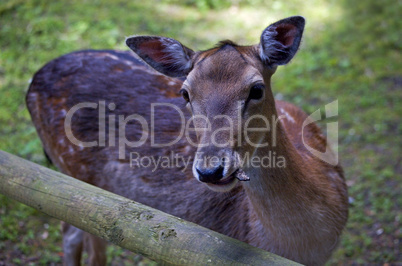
[205, 170, 239, 192]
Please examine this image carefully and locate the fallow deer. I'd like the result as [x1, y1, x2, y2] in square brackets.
[26, 16, 348, 265]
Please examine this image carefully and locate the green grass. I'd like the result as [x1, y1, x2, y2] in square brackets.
[0, 0, 400, 264]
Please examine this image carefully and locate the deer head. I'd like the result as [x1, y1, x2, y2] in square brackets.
[126, 16, 305, 192]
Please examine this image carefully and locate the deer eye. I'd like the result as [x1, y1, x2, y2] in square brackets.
[180, 89, 190, 102]
[248, 83, 264, 100]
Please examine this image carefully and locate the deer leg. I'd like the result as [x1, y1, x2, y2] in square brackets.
[84, 233, 107, 266]
[62, 222, 84, 266]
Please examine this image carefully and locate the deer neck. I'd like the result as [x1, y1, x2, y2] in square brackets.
[242, 97, 318, 240]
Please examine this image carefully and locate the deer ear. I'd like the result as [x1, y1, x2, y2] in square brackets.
[126, 36, 195, 77]
[259, 16, 305, 66]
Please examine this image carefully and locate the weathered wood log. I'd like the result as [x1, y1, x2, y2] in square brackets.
[0, 150, 299, 265]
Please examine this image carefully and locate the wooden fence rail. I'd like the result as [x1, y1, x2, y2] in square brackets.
[0, 150, 299, 265]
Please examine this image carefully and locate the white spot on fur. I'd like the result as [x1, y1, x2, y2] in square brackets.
[58, 156, 64, 164]
[58, 139, 65, 146]
[68, 146, 74, 154]
[100, 51, 143, 71]
[183, 145, 192, 155]
[168, 81, 177, 86]
[104, 54, 120, 61]
[104, 161, 127, 176]
[286, 113, 295, 123]
[280, 108, 296, 124]
[60, 109, 67, 117]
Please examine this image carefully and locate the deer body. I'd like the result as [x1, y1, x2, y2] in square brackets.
[27, 17, 348, 265]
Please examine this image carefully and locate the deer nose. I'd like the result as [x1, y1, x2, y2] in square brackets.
[196, 166, 224, 183]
